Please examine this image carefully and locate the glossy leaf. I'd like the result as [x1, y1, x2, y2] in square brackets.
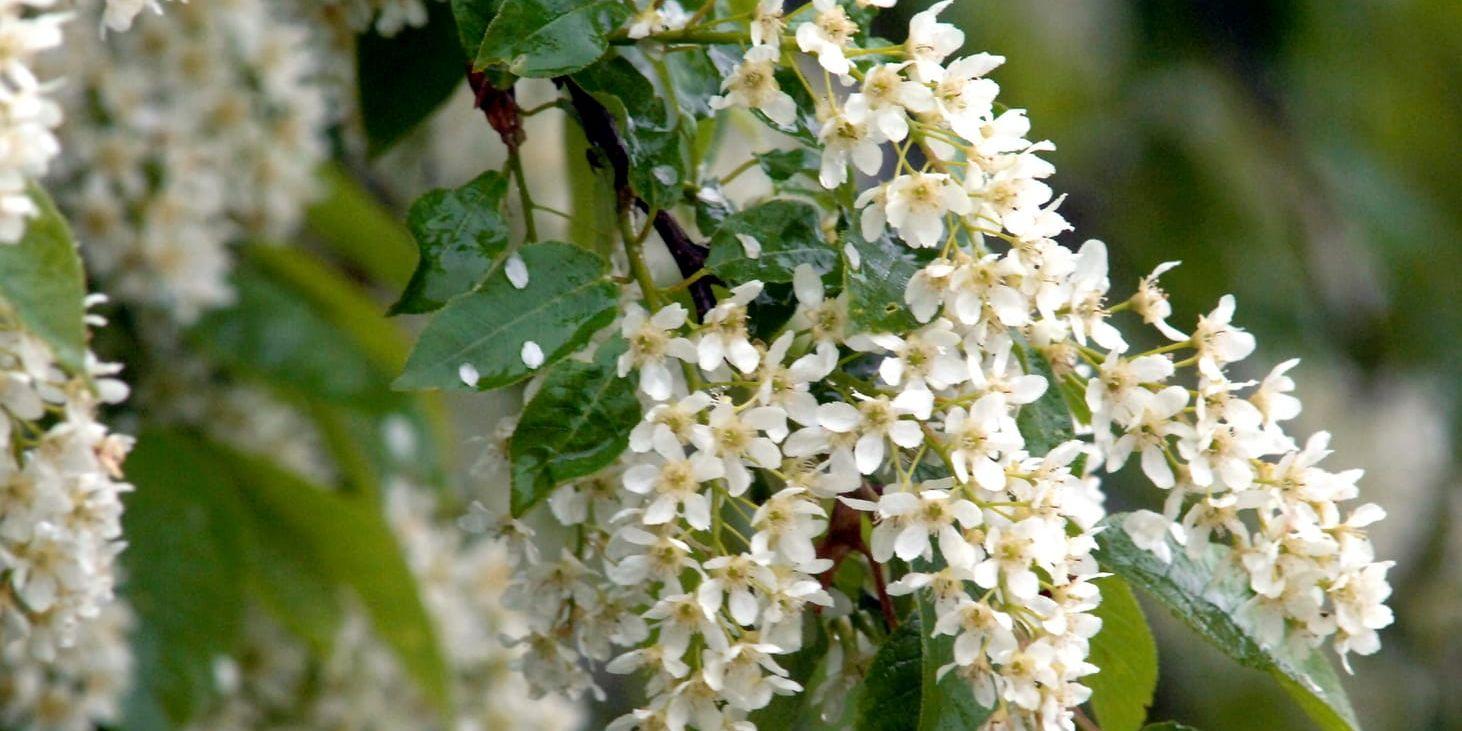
[474, 0, 630, 77]
[450, 0, 500, 57]
[1096, 514, 1361, 731]
[0, 185, 87, 372]
[757, 148, 820, 182]
[390, 171, 512, 315]
[706, 199, 838, 284]
[842, 227, 931, 335]
[1011, 342, 1076, 455]
[572, 54, 688, 211]
[855, 596, 992, 731]
[358, 1, 466, 155]
[508, 343, 640, 515]
[1088, 575, 1159, 731]
[394, 241, 618, 391]
[122, 431, 249, 725]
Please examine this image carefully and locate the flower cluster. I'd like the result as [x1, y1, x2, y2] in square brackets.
[49, 0, 331, 321]
[482, 0, 1398, 729]
[0, 0, 65, 244]
[0, 298, 134, 730]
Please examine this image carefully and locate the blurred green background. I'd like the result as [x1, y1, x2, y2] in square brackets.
[886, 1, 1460, 729]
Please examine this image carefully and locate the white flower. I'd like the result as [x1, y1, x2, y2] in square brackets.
[934, 54, 1004, 140]
[735, 233, 762, 259]
[817, 394, 924, 474]
[618, 303, 697, 400]
[751, 0, 785, 48]
[1123, 509, 1184, 564]
[866, 319, 966, 394]
[698, 553, 776, 626]
[1085, 352, 1175, 429]
[1250, 358, 1302, 426]
[630, 391, 713, 454]
[795, 0, 858, 75]
[1131, 260, 1186, 341]
[883, 172, 971, 248]
[692, 401, 786, 496]
[1107, 386, 1188, 488]
[869, 487, 982, 565]
[816, 111, 884, 188]
[622, 442, 724, 529]
[697, 281, 764, 374]
[750, 488, 827, 566]
[788, 263, 848, 348]
[934, 598, 1017, 666]
[1192, 295, 1257, 379]
[904, 0, 964, 81]
[973, 518, 1067, 600]
[844, 63, 934, 142]
[943, 394, 1022, 490]
[710, 46, 798, 127]
[627, 0, 688, 39]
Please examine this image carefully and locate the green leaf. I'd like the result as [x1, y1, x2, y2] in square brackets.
[475, 0, 630, 77]
[390, 171, 512, 315]
[842, 226, 931, 335]
[757, 148, 820, 182]
[571, 54, 688, 211]
[450, 0, 501, 57]
[395, 241, 618, 391]
[1141, 723, 1200, 731]
[358, 1, 466, 155]
[122, 431, 249, 725]
[244, 503, 344, 653]
[508, 343, 640, 515]
[307, 164, 418, 288]
[1096, 514, 1361, 731]
[1011, 342, 1076, 455]
[216, 443, 454, 715]
[1088, 575, 1159, 731]
[706, 199, 838, 284]
[855, 596, 992, 731]
[0, 185, 87, 372]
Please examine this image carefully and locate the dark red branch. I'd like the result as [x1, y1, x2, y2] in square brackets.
[467, 68, 524, 153]
[554, 76, 719, 318]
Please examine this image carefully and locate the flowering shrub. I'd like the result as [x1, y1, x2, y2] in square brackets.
[0, 0, 1404, 730]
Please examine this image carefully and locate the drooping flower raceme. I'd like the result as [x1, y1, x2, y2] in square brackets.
[0, 299, 135, 731]
[466, 1, 1398, 729]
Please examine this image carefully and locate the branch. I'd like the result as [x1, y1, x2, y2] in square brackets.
[555, 76, 720, 318]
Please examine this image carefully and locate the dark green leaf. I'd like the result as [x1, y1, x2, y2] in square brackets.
[390, 171, 512, 315]
[1088, 576, 1159, 731]
[122, 431, 249, 725]
[855, 595, 992, 731]
[508, 343, 640, 515]
[842, 226, 932, 335]
[757, 148, 820, 182]
[0, 185, 87, 372]
[1141, 723, 1200, 731]
[706, 199, 838, 284]
[664, 46, 724, 117]
[1096, 514, 1361, 731]
[475, 0, 630, 77]
[358, 1, 466, 155]
[450, 0, 500, 57]
[572, 54, 688, 210]
[1011, 342, 1076, 455]
[216, 443, 454, 714]
[394, 241, 618, 391]
[244, 503, 344, 653]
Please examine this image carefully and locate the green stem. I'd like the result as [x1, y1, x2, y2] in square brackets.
[508, 151, 539, 243]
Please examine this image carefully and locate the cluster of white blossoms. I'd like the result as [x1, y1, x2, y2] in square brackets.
[473, 1, 1399, 729]
[48, 0, 330, 322]
[0, 0, 65, 244]
[0, 298, 135, 730]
